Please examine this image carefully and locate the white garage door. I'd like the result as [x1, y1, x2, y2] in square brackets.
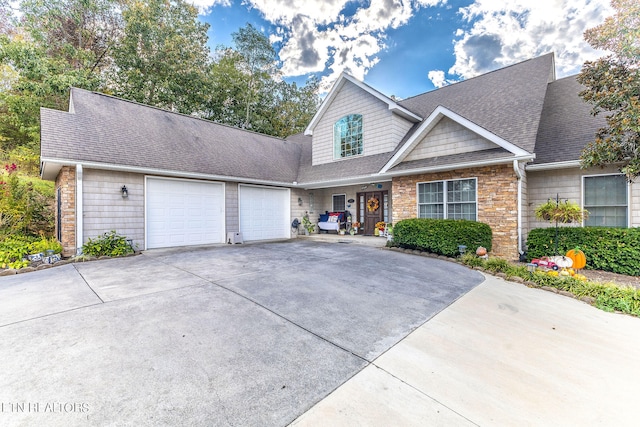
[239, 185, 290, 241]
[146, 177, 225, 249]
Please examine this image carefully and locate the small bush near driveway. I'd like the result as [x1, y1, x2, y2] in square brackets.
[393, 218, 492, 257]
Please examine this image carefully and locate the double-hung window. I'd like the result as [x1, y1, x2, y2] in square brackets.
[334, 114, 363, 158]
[584, 174, 628, 227]
[418, 178, 477, 220]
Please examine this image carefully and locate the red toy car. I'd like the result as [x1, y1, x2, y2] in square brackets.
[531, 257, 559, 270]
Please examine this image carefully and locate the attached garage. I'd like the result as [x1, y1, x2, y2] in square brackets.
[146, 177, 225, 249]
[239, 185, 290, 241]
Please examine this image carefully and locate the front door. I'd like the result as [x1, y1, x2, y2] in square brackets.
[359, 191, 385, 235]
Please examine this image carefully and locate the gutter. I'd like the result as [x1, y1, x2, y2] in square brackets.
[301, 175, 392, 190]
[379, 154, 535, 179]
[40, 158, 301, 189]
[513, 160, 523, 257]
[41, 157, 393, 191]
[526, 160, 581, 171]
[76, 164, 83, 255]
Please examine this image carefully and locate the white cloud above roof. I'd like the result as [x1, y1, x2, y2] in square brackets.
[447, 0, 613, 80]
[193, 0, 445, 91]
[191, 0, 613, 93]
[251, 0, 445, 91]
[427, 70, 447, 88]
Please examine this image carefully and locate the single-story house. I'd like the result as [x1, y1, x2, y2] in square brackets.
[40, 52, 637, 259]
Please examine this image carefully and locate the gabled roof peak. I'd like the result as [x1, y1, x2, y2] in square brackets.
[304, 72, 421, 136]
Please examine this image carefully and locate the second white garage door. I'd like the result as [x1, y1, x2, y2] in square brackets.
[146, 177, 225, 249]
[239, 185, 290, 241]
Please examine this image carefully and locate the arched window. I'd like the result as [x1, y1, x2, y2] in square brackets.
[333, 114, 363, 158]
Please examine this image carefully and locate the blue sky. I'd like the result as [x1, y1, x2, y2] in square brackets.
[192, 0, 613, 99]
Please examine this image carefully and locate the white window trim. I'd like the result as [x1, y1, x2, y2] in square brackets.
[333, 114, 364, 160]
[581, 173, 630, 227]
[416, 177, 478, 221]
[332, 193, 347, 212]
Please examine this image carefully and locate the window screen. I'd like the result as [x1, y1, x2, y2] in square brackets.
[584, 175, 627, 227]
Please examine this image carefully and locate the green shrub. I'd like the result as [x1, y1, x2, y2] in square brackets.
[29, 235, 63, 254]
[460, 252, 485, 267]
[0, 235, 35, 269]
[82, 231, 136, 257]
[0, 163, 54, 236]
[484, 257, 513, 273]
[393, 218, 492, 257]
[526, 227, 640, 276]
[0, 234, 63, 269]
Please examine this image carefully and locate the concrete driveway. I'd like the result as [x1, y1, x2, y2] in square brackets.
[3, 240, 640, 426]
[0, 240, 483, 426]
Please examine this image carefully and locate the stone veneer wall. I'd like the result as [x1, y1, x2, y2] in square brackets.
[392, 164, 519, 259]
[55, 166, 76, 257]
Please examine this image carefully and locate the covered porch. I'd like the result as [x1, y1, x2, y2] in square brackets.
[295, 181, 393, 236]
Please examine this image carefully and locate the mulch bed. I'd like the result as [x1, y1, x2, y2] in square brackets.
[580, 269, 640, 289]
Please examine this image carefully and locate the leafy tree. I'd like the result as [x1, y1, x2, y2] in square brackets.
[1, 1, 318, 162]
[0, 0, 14, 36]
[231, 23, 278, 129]
[269, 77, 320, 137]
[0, 0, 120, 152]
[0, 35, 101, 150]
[578, 0, 640, 179]
[108, 0, 211, 113]
[205, 24, 320, 137]
[20, 0, 121, 73]
[0, 163, 54, 236]
[205, 48, 251, 128]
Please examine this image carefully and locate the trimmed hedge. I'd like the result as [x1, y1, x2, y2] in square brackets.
[393, 218, 492, 257]
[526, 227, 640, 276]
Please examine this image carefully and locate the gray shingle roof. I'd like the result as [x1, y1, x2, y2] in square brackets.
[41, 54, 602, 185]
[41, 88, 302, 184]
[397, 53, 555, 154]
[533, 75, 607, 165]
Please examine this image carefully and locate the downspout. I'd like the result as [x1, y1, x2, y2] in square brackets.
[513, 160, 523, 257]
[76, 164, 83, 255]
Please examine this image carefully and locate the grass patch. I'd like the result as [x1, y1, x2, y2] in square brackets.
[459, 253, 640, 317]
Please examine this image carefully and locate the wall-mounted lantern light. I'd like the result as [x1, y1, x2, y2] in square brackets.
[298, 197, 303, 206]
[121, 185, 128, 198]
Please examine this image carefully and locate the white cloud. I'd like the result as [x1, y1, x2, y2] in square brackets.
[415, 0, 446, 6]
[237, 0, 446, 91]
[427, 70, 446, 88]
[444, 0, 613, 80]
[198, 0, 611, 93]
[188, 0, 231, 14]
[246, 0, 346, 25]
